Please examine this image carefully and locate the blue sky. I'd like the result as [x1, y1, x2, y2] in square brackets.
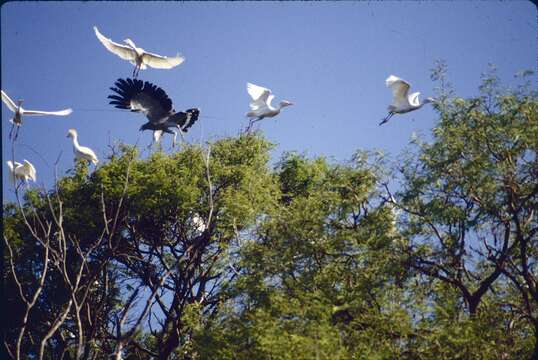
[2, 1, 536, 200]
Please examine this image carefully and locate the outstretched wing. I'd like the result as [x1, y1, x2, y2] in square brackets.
[142, 52, 185, 69]
[1, 90, 18, 112]
[408, 92, 421, 107]
[169, 108, 200, 132]
[247, 83, 271, 103]
[386, 75, 411, 107]
[23, 160, 37, 182]
[108, 78, 172, 124]
[23, 108, 73, 116]
[94, 26, 137, 62]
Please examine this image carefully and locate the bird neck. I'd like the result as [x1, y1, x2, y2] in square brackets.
[71, 135, 80, 148]
[414, 102, 425, 110]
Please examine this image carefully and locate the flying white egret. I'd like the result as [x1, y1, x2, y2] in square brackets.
[1, 90, 72, 140]
[380, 75, 435, 125]
[108, 78, 200, 146]
[6, 159, 36, 186]
[246, 83, 293, 130]
[66, 129, 99, 165]
[94, 26, 185, 78]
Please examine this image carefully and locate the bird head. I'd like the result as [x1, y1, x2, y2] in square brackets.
[279, 100, 294, 108]
[66, 129, 77, 138]
[186, 108, 200, 119]
[17, 99, 23, 107]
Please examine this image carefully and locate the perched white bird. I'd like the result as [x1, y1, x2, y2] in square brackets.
[246, 83, 293, 130]
[94, 26, 185, 78]
[388, 194, 401, 228]
[380, 75, 435, 125]
[6, 159, 36, 186]
[192, 213, 206, 233]
[1, 90, 72, 140]
[66, 129, 99, 165]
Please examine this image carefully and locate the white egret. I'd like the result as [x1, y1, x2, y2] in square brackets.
[192, 213, 206, 233]
[94, 26, 185, 78]
[246, 83, 293, 130]
[380, 75, 435, 125]
[66, 129, 99, 165]
[6, 159, 36, 186]
[108, 78, 199, 146]
[1, 90, 72, 140]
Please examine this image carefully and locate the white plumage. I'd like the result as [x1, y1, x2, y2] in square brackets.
[94, 26, 185, 78]
[245, 83, 293, 130]
[380, 75, 435, 125]
[6, 159, 37, 186]
[1, 90, 72, 139]
[192, 213, 206, 233]
[67, 129, 99, 165]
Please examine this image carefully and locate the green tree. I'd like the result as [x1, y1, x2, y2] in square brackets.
[4, 134, 277, 359]
[398, 65, 537, 357]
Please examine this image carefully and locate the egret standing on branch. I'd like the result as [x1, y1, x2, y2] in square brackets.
[6, 160, 36, 187]
[1, 90, 72, 140]
[108, 78, 200, 147]
[380, 75, 435, 126]
[246, 82, 293, 131]
[67, 129, 99, 166]
[94, 26, 185, 78]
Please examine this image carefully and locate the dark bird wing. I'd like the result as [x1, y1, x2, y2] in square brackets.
[169, 108, 200, 132]
[108, 78, 172, 124]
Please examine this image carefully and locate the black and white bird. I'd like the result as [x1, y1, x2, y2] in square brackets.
[108, 78, 200, 147]
[1, 90, 72, 140]
[94, 26, 185, 78]
[246, 83, 293, 130]
[380, 75, 435, 126]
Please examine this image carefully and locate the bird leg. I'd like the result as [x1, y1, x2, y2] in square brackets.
[12, 124, 21, 140]
[379, 112, 394, 126]
[133, 64, 141, 78]
[171, 131, 178, 149]
[15, 180, 23, 192]
[8, 122, 15, 139]
[245, 117, 263, 132]
[175, 125, 186, 147]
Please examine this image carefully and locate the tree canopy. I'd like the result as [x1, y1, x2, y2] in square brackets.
[3, 68, 538, 359]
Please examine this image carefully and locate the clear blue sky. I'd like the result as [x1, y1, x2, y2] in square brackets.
[2, 1, 536, 200]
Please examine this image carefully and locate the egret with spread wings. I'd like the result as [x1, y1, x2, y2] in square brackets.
[246, 82, 293, 131]
[6, 159, 36, 187]
[1, 90, 72, 140]
[94, 26, 185, 78]
[108, 78, 200, 147]
[380, 75, 435, 125]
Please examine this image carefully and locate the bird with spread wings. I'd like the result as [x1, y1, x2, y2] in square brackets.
[94, 26, 185, 78]
[108, 78, 200, 147]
